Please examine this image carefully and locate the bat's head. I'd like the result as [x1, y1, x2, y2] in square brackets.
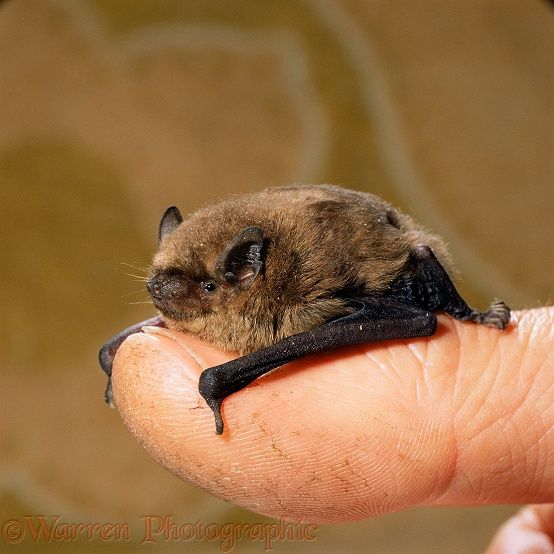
[146, 206, 266, 352]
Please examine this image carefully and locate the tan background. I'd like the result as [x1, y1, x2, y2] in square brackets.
[1, 0, 553, 552]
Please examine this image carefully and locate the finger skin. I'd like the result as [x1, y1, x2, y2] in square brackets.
[111, 309, 554, 523]
[485, 504, 554, 554]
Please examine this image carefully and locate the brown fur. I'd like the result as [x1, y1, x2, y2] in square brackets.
[149, 185, 452, 354]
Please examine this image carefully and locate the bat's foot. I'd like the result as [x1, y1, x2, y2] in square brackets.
[474, 300, 511, 330]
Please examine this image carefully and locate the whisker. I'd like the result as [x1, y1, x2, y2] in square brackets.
[120, 262, 149, 273]
[122, 271, 149, 281]
[129, 301, 154, 306]
[121, 289, 148, 298]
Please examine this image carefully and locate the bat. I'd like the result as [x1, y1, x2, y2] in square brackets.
[99, 184, 510, 434]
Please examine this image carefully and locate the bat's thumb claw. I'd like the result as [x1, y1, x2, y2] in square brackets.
[198, 370, 226, 434]
[104, 378, 115, 408]
[205, 398, 224, 435]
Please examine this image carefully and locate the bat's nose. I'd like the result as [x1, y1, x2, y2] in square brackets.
[146, 276, 164, 299]
[147, 272, 186, 302]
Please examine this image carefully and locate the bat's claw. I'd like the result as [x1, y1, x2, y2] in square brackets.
[204, 397, 224, 435]
[104, 378, 114, 408]
[198, 370, 226, 434]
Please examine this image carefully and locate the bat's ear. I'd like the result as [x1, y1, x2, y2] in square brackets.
[158, 206, 183, 244]
[216, 226, 264, 289]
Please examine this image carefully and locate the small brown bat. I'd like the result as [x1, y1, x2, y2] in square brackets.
[99, 184, 510, 434]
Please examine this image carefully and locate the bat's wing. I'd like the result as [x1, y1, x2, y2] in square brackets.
[99, 315, 164, 405]
[199, 298, 436, 434]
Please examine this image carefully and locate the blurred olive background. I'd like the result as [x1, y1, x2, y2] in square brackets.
[1, 0, 552, 552]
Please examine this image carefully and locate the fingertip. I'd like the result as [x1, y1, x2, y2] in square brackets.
[110, 332, 207, 440]
[485, 505, 554, 554]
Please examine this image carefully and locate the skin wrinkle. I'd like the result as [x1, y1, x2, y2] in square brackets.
[480, 331, 546, 499]
[530, 415, 552, 497]
[144, 325, 209, 369]
[462, 332, 498, 423]
[443, 317, 463, 414]
[452, 328, 500, 439]
[507, 399, 540, 490]
[509, 369, 536, 426]
[409, 340, 431, 404]
[365, 345, 415, 408]
[523, 418, 543, 498]
[396, 328, 460, 505]
[440, 311, 553, 507]
[461, 382, 511, 445]
[428, 437, 457, 502]
[391, 343, 421, 407]
[361, 349, 399, 395]
[452, 420, 514, 504]
[538, 428, 554, 494]
[504, 320, 535, 391]
[529, 356, 554, 430]
[418, 348, 434, 404]
[531, 427, 546, 495]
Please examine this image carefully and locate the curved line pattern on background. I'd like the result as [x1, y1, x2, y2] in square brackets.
[306, 0, 521, 302]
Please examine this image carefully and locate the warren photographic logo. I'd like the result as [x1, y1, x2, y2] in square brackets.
[1, 515, 318, 551]
[1, 516, 130, 544]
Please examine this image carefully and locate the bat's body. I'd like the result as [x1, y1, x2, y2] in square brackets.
[99, 185, 510, 434]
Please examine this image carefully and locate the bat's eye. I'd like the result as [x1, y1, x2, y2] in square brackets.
[203, 281, 217, 293]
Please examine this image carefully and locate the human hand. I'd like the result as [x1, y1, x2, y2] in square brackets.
[111, 308, 553, 537]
